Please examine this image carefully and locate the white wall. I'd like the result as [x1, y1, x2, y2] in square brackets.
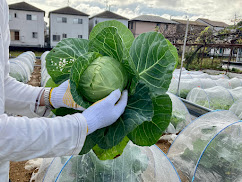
[89, 17, 128, 33]
[50, 14, 89, 47]
[9, 10, 45, 47]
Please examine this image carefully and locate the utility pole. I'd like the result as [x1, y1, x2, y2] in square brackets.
[234, 13, 237, 25]
[177, 17, 189, 97]
[67, 0, 70, 6]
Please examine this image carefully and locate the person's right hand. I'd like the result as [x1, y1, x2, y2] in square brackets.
[82, 89, 128, 135]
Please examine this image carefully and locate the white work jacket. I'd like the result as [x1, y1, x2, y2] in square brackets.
[0, 1, 87, 181]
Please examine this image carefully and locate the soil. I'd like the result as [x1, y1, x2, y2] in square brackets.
[10, 161, 37, 182]
[156, 140, 171, 154]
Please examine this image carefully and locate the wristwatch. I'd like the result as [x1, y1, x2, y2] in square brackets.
[44, 87, 55, 109]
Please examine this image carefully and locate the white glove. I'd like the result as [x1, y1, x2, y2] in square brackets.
[82, 89, 128, 135]
[50, 80, 85, 111]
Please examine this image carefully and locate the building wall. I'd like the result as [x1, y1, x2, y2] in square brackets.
[9, 10, 45, 47]
[50, 13, 89, 47]
[129, 21, 176, 39]
[89, 17, 128, 33]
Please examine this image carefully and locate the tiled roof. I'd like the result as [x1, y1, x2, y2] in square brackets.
[49, 6, 89, 17]
[9, 2, 45, 13]
[172, 19, 206, 26]
[130, 15, 178, 24]
[197, 18, 229, 27]
[90, 10, 128, 20]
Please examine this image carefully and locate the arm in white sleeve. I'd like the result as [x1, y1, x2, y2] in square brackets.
[4, 76, 48, 118]
[0, 113, 87, 162]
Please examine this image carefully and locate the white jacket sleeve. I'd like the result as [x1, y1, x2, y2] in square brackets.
[4, 76, 48, 118]
[0, 113, 87, 162]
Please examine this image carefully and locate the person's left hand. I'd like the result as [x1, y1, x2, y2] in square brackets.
[50, 80, 85, 111]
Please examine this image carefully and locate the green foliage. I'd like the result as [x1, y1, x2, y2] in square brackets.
[196, 27, 214, 44]
[237, 21, 242, 27]
[182, 130, 242, 182]
[46, 20, 178, 160]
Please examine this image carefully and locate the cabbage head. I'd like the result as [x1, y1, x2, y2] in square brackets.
[46, 20, 178, 160]
[79, 56, 128, 102]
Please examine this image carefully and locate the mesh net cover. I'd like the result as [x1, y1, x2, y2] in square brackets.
[230, 99, 242, 119]
[43, 142, 181, 182]
[166, 92, 192, 134]
[167, 110, 239, 181]
[193, 121, 242, 182]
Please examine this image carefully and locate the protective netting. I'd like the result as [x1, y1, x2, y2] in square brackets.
[43, 142, 181, 182]
[41, 51, 51, 87]
[193, 121, 242, 182]
[186, 86, 242, 110]
[9, 51, 36, 83]
[168, 77, 242, 98]
[166, 92, 192, 134]
[229, 99, 242, 119]
[167, 110, 240, 182]
[172, 69, 228, 80]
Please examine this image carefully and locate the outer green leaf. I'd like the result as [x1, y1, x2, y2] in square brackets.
[89, 27, 124, 62]
[79, 136, 96, 155]
[70, 52, 101, 108]
[128, 94, 172, 146]
[130, 32, 178, 94]
[93, 136, 129, 160]
[45, 78, 59, 88]
[89, 20, 134, 50]
[91, 83, 153, 149]
[46, 38, 89, 84]
[52, 107, 81, 116]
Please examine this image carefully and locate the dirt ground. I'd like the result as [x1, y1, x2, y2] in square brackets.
[10, 161, 37, 182]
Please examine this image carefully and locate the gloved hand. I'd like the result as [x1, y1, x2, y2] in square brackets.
[50, 80, 85, 111]
[82, 89, 128, 135]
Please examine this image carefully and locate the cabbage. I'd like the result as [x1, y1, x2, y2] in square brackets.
[79, 56, 128, 102]
[46, 20, 178, 160]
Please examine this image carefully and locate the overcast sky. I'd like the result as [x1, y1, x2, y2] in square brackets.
[6, 0, 242, 25]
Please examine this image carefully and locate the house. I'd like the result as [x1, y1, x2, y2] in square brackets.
[8, 2, 45, 47]
[172, 19, 206, 43]
[128, 15, 178, 40]
[196, 18, 228, 31]
[89, 10, 129, 33]
[49, 6, 89, 47]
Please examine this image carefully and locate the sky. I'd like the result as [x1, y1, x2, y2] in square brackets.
[6, 0, 242, 25]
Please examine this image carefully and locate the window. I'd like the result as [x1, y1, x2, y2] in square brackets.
[62, 33, 67, 38]
[165, 24, 168, 30]
[62, 17, 67, 23]
[32, 15, 37, 20]
[156, 23, 161, 27]
[95, 20, 98, 24]
[128, 22, 133, 29]
[14, 13, 17, 18]
[53, 35, 61, 42]
[10, 30, 20, 41]
[27, 14, 32, 20]
[57, 17, 67, 23]
[78, 35, 82, 39]
[73, 18, 83, 24]
[32, 32, 38, 38]
[27, 14, 37, 20]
